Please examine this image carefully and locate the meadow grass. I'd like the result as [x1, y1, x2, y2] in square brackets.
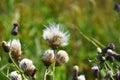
[0, 0, 120, 80]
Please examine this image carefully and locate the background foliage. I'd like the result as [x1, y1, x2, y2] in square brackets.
[0, 0, 120, 80]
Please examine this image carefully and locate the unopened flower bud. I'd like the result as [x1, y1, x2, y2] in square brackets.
[55, 50, 69, 66]
[107, 49, 120, 61]
[9, 71, 22, 80]
[114, 3, 120, 11]
[73, 65, 79, 80]
[2, 41, 10, 52]
[41, 50, 54, 67]
[116, 71, 120, 80]
[102, 43, 115, 54]
[97, 47, 102, 54]
[11, 23, 19, 36]
[19, 58, 37, 76]
[106, 55, 115, 62]
[91, 66, 99, 78]
[99, 56, 105, 63]
[103, 71, 113, 80]
[107, 43, 115, 50]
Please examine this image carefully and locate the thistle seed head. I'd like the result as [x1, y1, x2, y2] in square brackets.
[8, 39, 22, 61]
[55, 50, 69, 66]
[43, 23, 70, 49]
[41, 49, 55, 66]
[9, 71, 22, 80]
[19, 58, 37, 76]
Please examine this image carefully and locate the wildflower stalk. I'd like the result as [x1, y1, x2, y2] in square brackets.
[8, 52, 26, 79]
[44, 68, 47, 80]
[0, 64, 10, 71]
[52, 49, 57, 80]
[44, 68, 50, 80]
[91, 38, 105, 48]
[8, 36, 24, 78]
[79, 31, 99, 48]
[104, 62, 114, 80]
[0, 64, 10, 79]
[8, 39, 26, 80]
[0, 71, 10, 80]
[8, 52, 20, 71]
[75, 26, 105, 48]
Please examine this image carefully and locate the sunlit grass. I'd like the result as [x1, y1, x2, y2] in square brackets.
[0, 0, 120, 80]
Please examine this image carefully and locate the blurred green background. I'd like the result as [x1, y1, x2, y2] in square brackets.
[0, 0, 120, 80]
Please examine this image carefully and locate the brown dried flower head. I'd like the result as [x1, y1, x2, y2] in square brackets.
[55, 50, 69, 66]
[19, 58, 37, 76]
[43, 23, 70, 49]
[41, 49, 55, 67]
[8, 39, 22, 61]
[2, 41, 10, 52]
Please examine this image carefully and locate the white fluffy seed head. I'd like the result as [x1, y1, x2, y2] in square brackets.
[10, 71, 22, 80]
[19, 58, 36, 76]
[19, 58, 33, 71]
[78, 75, 86, 80]
[41, 50, 54, 66]
[8, 39, 22, 61]
[8, 39, 21, 53]
[55, 50, 69, 66]
[97, 47, 102, 54]
[43, 23, 70, 49]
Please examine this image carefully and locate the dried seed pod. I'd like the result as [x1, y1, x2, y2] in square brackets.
[19, 58, 37, 76]
[8, 39, 22, 61]
[2, 41, 10, 52]
[55, 50, 69, 66]
[73, 65, 79, 80]
[41, 50, 55, 67]
[9, 71, 22, 80]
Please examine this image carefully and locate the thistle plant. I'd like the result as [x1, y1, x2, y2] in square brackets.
[42, 23, 70, 80]
[73, 65, 86, 80]
[87, 41, 120, 80]
[75, 22, 120, 80]
[1, 22, 70, 80]
[1, 22, 37, 80]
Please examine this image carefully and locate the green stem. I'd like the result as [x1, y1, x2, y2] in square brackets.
[104, 62, 114, 80]
[8, 52, 20, 71]
[44, 68, 48, 80]
[91, 38, 105, 48]
[0, 64, 10, 71]
[0, 71, 10, 80]
[79, 31, 99, 48]
[52, 49, 57, 80]
[9, 39, 26, 79]
[8, 52, 26, 79]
